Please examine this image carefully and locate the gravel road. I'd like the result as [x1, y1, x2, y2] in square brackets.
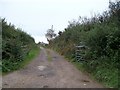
[2, 47, 104, 88]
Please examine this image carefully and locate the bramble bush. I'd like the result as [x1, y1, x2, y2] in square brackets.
[2, 19, 37, 72]
[50, 1, 119, 88]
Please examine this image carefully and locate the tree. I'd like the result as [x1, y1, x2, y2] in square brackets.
[58, 31, 62, 36]
[45, 25, 56, 43]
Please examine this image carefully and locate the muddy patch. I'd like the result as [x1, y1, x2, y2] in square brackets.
[81, 79, 90, 83]
[38, 66, 46, 71]
[37, 66, 55, 78]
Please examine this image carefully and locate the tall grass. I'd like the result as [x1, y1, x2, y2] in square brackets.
[19, 46, 40, 69]
[2, 46, 40, 75]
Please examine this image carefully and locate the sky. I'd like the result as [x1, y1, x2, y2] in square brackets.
[0, 0, 112, 43]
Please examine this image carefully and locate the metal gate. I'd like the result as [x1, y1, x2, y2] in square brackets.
[75, 45, 85, 62]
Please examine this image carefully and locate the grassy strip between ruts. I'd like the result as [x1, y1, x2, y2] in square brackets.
[3, 46, 40, 75]
[46, 49, 52, 62]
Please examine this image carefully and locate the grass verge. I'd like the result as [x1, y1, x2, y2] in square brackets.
[70, 59, 118, 88]
[19, 46, 40, 69]
[2, 46, 40, 75]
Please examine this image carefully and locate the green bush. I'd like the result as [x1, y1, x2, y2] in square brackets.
[50, 1, 119, 88]
[2, 19, 37, 73]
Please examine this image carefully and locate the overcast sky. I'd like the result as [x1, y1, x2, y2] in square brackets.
[1, 0, 112, 43]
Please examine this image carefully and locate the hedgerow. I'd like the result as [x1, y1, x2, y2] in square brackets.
[2, 19, 37, 72]
[50, 1, 119, 88]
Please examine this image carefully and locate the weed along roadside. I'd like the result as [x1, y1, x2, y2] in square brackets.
[19, 46, 40, 69]
[2, 19, 41, 74]
[48, 1, 119, 88]
[2, 46, 40, 75]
